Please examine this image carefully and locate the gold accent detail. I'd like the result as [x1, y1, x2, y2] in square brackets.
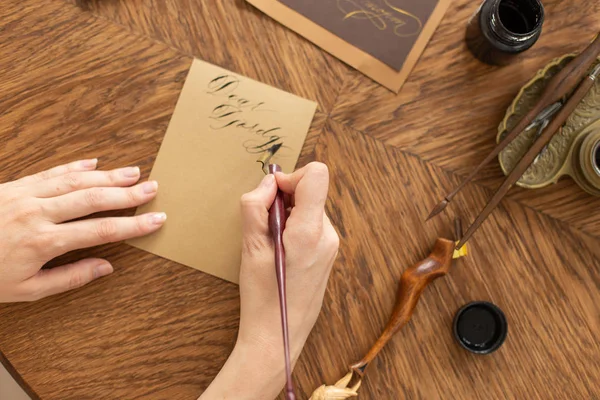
[453, 242, 468, 259]
[337, 0, 422, 37]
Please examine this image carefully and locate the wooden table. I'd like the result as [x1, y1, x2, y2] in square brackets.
[1, 1, 599, 399]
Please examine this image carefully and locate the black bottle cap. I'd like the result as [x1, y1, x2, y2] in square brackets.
[453, 301, 507, 354]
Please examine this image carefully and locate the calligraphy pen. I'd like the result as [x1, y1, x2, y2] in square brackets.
[427, 33, 600, 247]
[309, 220, 467, 399]
[349, 219, 466, 377]
[258, 145, 296, 400]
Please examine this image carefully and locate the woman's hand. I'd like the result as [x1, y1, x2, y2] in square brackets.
[201, 162, 339, 400]
[0, 159, 166, 302]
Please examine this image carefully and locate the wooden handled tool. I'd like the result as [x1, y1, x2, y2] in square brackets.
[456, 63, 600, 248]
[310, 223, 466, 399]
[427, 32, 600, 221]
[350, 238, 455, 376]
[267, 163, 295, 400]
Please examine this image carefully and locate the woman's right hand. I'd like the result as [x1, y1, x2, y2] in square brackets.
[200, 162, 339, 400]
[237, 161, 340, 367]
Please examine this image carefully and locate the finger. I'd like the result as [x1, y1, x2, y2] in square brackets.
[26, 166, 142, 198]
[9, 159, 98, 186]
[56, 212, 167, 254]
[275, 162, 329, 224]
[43, 181, 159, 223]
[324, 213, 340, 250]
[240, 174, 277, 235]
[283, 192, 294, 209]
[19, 258, 113, 301]
[324, 212, 332, 227]
[240, 174, 277, 255]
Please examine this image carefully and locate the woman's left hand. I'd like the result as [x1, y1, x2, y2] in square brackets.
[0, 159, 166, 302]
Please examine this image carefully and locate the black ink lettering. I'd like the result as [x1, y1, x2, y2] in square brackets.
[207, 75, 240, 95]
[255, 127, 282, 137]
[205, 74, 287, 162]
[243, 136, 285, 154]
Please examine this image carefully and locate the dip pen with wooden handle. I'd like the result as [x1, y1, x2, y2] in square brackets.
[455, 62, 600, 248]
[349, 237, 457, 377]
[267, 163, 295, 400]
[427, 32, 600, 221]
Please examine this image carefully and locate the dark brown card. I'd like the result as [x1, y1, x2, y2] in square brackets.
[247, 0, 451, 92]
[278, 0, 440, 71]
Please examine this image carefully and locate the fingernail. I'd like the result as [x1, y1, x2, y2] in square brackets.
[259, 174, 275, 188]
[81, 158, 98, 169]
[122, 166, 140, 178]
[149, 212, 167, 225]
[142, 181, 158, 194]
[93, 263, 113, 279]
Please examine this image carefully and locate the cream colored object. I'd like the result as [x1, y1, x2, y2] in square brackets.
[128, 59, 316, 283]
[0, 363, 30, 400]
[309, 371, 361, 400]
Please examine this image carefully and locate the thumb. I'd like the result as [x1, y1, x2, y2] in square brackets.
[240, 174, 277, 255]
[20, 259, 113, 301]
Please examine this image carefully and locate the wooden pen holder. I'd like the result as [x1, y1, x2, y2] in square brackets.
[497, 54, 600, 196]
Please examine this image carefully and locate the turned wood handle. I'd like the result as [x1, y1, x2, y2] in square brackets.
[267, 164, 295, 400]
[350, 238, 455, 376]
[444, 33, 600, 205]
[543, 32, 600, 103]
[457, 67, 600, 249]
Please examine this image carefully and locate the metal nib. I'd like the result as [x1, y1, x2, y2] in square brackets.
[426, 199, 449, 221]
[257, 143, 283, 174]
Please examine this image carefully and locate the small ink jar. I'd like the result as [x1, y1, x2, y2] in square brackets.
[592, 140, 600, 176]
[453, 301, 507, 354]
[466, 0, 545, 66]
[572, 130, 600, 196]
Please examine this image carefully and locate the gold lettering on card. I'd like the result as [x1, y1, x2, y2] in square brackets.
[337, 0, 423, 37]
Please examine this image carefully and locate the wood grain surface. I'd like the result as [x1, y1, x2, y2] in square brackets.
[0, 0, 598, 399]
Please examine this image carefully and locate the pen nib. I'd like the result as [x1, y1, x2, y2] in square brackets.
[426, 199, 449, 221]
[257, 143, 283, 174]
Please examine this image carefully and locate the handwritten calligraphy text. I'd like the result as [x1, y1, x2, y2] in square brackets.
[206, 75, 284, 154]
[337, 0, 423, 37]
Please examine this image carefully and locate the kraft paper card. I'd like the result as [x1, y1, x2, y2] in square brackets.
[129, 59, 316, 284]
[246, 0, 452, 92]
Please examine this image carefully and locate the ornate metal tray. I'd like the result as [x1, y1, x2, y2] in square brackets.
[497, 54, 600, 196]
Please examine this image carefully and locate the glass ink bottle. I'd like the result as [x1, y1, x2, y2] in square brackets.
[466, 0, 544, 66]
[573, 130, 600, 195]
[594, 140, 600, 177]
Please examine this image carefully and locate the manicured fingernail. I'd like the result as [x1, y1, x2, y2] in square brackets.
[93, 262, 113, 279]
[142, 181, 158, 194]
[149, 212, 167, 225]
[82, 158, 98, 169]
[122, 166, 140, 178]
[259, 174, 275, 188]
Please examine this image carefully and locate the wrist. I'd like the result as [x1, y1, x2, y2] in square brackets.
[200, 341, 287, 400]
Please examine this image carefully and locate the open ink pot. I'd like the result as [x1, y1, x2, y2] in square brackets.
[466, 0, 545, 66]
[594, 141, 600, 177]
[574, 131, 600, 194]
